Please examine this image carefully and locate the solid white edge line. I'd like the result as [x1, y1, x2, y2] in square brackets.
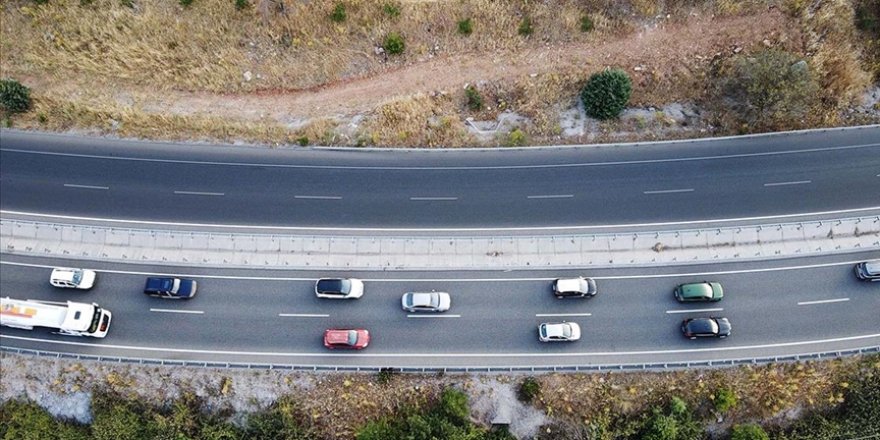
[3, 332, 879, 358]
[797, 298, 851, 306]
[2, 138, 878, 169]
[278, 313, 330, 317]
[63, 184, 109, 190]
[666, 308, 724, 314]
[173, 191, 225, 196]
[0, 258, 874, 282]
[5, 206, 878, 232]
[409, 197, 458, 201]
[407, 314, 461, 318]
[535, 313, 592, 317]
[149, 308, 204, 314]
[763, 180, 812, 187]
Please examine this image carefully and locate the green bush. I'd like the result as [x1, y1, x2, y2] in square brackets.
[33, 0, 49, 4]
[296, 136, 309, 146]
[234, 0, 248, 11]
[731, 424, 769, 440]
[518, 377, 541, 402]
[120, 0, 134, 8]
[91, 400, 148, 440]
[382, 2, 400, 18]
[642, 412, 679, 440]
[0, 79, 32, 114]
[518, 16, 533, 36]
[714, 387, 737, 413]
[580, 68, 632, 120]
[580, 15, 594, 32]
[179, 0, 193, 7]
[458, 18, 473, 35]
[855, 0, 880, 34]
[383, 32, 405, 55]
[713, 49, 820, 131]
[330, 3, 347, 23]
[438, 388, 469, 425]
[507, 128, 527, 146]
[465, 85, 483, 111]
[669, 396, 687, 417]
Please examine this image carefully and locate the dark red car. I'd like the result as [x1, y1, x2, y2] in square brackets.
[323, 329, 370, 349]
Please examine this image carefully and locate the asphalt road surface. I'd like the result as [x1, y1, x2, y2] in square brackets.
[2, 128, 879, 229]
[2, 253, 878, 368]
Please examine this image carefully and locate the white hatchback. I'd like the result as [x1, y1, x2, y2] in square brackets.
[49, 268, 97, 290]
[538, 322, 581, 342]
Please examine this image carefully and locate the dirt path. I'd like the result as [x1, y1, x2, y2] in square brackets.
[142, 11, 790, 122]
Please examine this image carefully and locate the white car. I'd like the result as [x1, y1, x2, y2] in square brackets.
[315, 278, 364, 299]
[538, 322, 581, 342]
[553, 277, 598, 298]
[49, 268, 97, 290]
[401, 291, 451, 312]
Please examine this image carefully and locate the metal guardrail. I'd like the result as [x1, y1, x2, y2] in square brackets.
[3, 345, 878, 373]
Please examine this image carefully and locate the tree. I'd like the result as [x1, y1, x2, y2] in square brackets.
[580, 69, 632, 120]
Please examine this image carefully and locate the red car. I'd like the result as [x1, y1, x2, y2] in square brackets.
[323, 329, 370, 349]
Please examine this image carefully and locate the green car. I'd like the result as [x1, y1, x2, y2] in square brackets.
[674, 281, 723, 302]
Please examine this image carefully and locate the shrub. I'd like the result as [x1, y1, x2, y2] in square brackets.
[33, 0, 49, 4]
[731, 424, 770, 440]
[642, 412, 679, 440]
[855, 0, 880, 34]
[330, 3, 347, 23]
[713, 49, 820, 131]
[0, 79, 32, 114]
[179, 0, 193, 7]
[669, 396, 688, 416]
[507, 128, 527, 146]
[383, 32, 405, 55]
[438, 388, 469, 425]
[518, 377, 540, 402]
[234, 0, 248, 11]
[120, 0, 134, 8]
[377, 367, 396, 385]
[296, 136, 309, 146]
[91, 400, 147, 440]
[382, 2, 400, 18]
[580, 68, 632, 120]
[518, 16, 533, 36]
[464, 85, 483, 111]
[457, 18, 473, 35]
[0, 400, 89, 440]
[714, 387, 737, 413]
[580, 15, 594, 32]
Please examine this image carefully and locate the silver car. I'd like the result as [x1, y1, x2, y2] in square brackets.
[538, 322, 581, 342]
[401, 291, 451, 312]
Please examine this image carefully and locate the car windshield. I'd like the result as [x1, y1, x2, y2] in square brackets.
[540, 325, 547, 338]
[347, 330, 358, 345]
[71, 270, 82, 284]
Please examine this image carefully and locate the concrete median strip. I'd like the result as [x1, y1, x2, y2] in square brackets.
[1, 215, 878, 270]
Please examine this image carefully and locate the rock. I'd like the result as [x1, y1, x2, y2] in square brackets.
[762, 39, 772, 47]
[733, 46, 743, 54]
[374, 46, 385, 55]
[529, 73, 538, 78]
[243, 71, 253, 82]
[634, 65, 645, 72]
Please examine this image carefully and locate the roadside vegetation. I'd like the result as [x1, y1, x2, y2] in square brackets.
[1, 0, 877, 147]
[1, 353, 878, 439]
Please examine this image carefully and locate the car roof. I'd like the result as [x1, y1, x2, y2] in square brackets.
[865, 261, 880, 274]
[51, 268, 76, 281]
[543, 323, 570, 337]
[325, 329, 354, 344]
[687, 318, 718, 333]
[409, 292, 437, 305]
[680, 282, 713, 298]
[317, 279, 347, 292]
[556, 278, 585, 292]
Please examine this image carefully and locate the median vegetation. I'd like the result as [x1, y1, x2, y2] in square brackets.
[1, 353, 878, 439]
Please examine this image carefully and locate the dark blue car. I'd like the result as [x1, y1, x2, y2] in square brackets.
[144, 277, 198, 299]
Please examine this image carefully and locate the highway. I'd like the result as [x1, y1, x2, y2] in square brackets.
[2, 253, 878, 368]
[2, 128, 880, 229]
